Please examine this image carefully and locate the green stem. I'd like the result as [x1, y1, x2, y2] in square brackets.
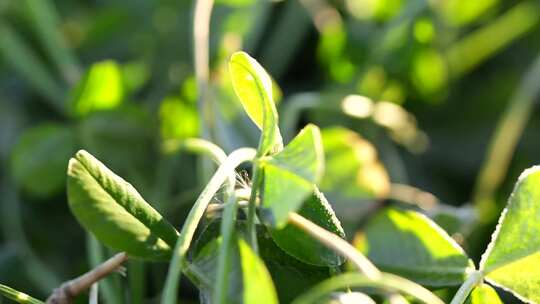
[245, 166, 261, 253]
[214, 193, 238, 304]
[127, 260, 145, 304]
[292, 272, 444, 304]
[472, 52, 540, 221]
[0, 284, 44, 304]
[161, 148, 257, 304]
[288, 212, 381, 279]
[450, 271, 484, 304]
[86, 235, 123, 304]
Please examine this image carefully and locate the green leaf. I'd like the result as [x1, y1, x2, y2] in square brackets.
[467, 284, 502, 304]
[10, 123, 76, 197]
[68, 60, 124, 117]
[320, 127, 390, 201]
[269, 188, 346, 266]
[480, 166, 540, 303]
[229, 51, 282, 155]
[191, 221, 331, 304]
[259, 124, 324, 227]
[67, 150, 178, 260]
[354, 208, 474, 287]
[191, 229, 278, 303]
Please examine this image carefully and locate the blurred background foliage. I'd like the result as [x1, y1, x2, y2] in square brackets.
[1, 0, 540, 303]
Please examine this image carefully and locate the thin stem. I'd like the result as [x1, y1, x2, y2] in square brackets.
[88, 284, 98, 304]
[291, 272, 444, 304]
[288, 212, 381, 279]
[161, 148, 257, 304]
[0, 284, 44, 304]
[163, 137, 227, 165]
[47, 252, 128, 304]
[86, 235, 123, 304]
[472, 51, 540, 221]
[246, 166, 261, 253]
[450, 271, 484, 304]
[193, 0, 216, 141]
[214, 193, 239, 304]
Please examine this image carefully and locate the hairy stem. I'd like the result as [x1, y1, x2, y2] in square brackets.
[245, 166, 261, 253]
[288, 212, 380, 279]
[450, 271, 484, 304]
[161, 148, 257, 304]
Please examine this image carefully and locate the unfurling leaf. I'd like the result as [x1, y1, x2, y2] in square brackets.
[259, 124, 324, 227]
[229, 51, 282, 155]
[67, 150, 178, 260]
[480, 166, 540, 303]
[354, 208, 474, 286]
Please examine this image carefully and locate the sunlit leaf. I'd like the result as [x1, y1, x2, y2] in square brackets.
[68, 60, 124, 117]
[10, 123, 76, 197]
[229, 51, 282, 155]
[269, 188, 346, 266]
[67, 150, 178, 260]
[467, 284, 502, 304]
[480, 166, 540, 303]
[354, 208, 474, 286]
[259, 124, 324, 227]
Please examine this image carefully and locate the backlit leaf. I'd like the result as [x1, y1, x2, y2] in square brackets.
[259, 124, 324, 227]
[480, 166, 540, 303]
[467, 284, 502, 304]
[229, 51, 282, 155]
[67, 150, 178, 260]
[354, 208, 474, 286]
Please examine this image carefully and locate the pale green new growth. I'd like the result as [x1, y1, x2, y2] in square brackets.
[67, 150, 179, 260]
[229, 51, 283, 155]
[260, 124, 324, 226]
[479, 166, 540, 303]
[355, 208, 474, 286]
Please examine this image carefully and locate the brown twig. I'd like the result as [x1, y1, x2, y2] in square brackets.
[46, 252, 128, 304]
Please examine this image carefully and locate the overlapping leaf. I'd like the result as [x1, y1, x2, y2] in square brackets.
[259, 124, 324, 227]
[467, 284, 502, 304]
[67, 150, 178, 260]
[269, 188, 346, 266]
[354, 208, 474, 286]
[480, 166, 540, 303]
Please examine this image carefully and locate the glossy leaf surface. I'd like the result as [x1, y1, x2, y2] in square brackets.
[480, 166, 540, 303]
[355, 208, 474, 286]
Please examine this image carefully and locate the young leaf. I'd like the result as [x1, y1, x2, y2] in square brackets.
[467, 284, 502, 304]
[269, 188, 346, 266]
[259, 124, 324, 226]
[68, 60, 124, 117]
[67, 150, 178, 260]
[354, 208, 474, 286]
[229, 51, 282, 155]
[479, 166, 540, 303]
[238, 239, 279, 304]
[10, 123, 76, 197]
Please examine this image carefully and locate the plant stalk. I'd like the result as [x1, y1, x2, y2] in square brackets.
[288, 212, 381, 279]
[245, 166, 261, 253]
[161, 148, 257, 304]
[449, 271, 484, 304]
